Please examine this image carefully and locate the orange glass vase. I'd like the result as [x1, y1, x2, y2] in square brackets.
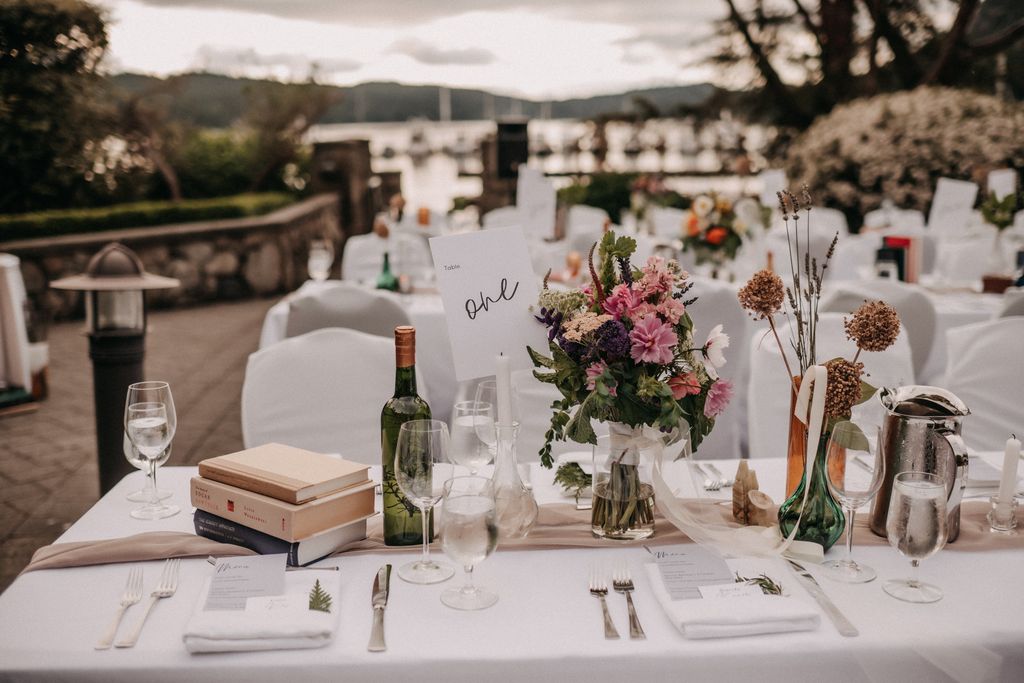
[783, 375, 845, 500]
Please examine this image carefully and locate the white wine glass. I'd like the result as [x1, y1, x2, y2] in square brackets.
[822, 421, 885, 583]
[394, 419, 455, 584]
[307, 239, 334, 282]
[124, 381, 178, 520]
[884, 471, 947, 603]
[124, 433, 172, 502]
[441, 476, 499, 610]
[450, 400, 494, 474]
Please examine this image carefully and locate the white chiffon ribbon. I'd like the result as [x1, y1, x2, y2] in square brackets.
[652, 365, 829, 561]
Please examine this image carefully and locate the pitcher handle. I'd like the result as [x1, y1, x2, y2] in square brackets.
[942, 432, 969, 513]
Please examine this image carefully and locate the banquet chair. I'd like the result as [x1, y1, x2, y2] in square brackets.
[566, 205, 608, 238]
[649, 206, 686, 242]
[747, 313, 914, 460]
[827, 233, 881, 281]
[862, 208, 926, 232]
[341, 232, 433, 283]
[999, 289, 1024, 317]
[285, 283, 411, 339]
[820, 279, 937, 381]
[567, 227, 604, 257]
[943, 317, 1024, 451]
[241, 328, 429, 463]
[482, 206, 520, 229]
[812, 207, 849, 236]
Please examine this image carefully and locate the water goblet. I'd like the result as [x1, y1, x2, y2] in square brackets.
[394, 419, 455, 584]
[822, 421, 885, 583]
[307, 239, 334, 282]
[450, 401, 494, 474]
[123, 433, 172, 502]
[441, 476, 499, 610]
[124, 380, 178, 520]
[883, 471, 948, 603]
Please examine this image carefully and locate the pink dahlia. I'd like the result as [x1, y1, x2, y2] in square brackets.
[602, 283, 638, 319]
[657, 297, 686, 325]
[704, 379, 733, 418]
[629, 315, 677, 365]
[668, 372, 701, 400]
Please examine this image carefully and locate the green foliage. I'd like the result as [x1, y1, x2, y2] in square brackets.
[735, 573, 783, 596]
[0, 193, 294, 241]
[176, 130, 257, 199]
[557, 173, 637, 223]
[0, 0, 109, 213]
[307, 579, 332, 613]
[981, 192, 1018, 231]
[553, 462, 592, 503]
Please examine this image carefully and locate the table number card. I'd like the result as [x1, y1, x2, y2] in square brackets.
[927, 177, 978, 233]
[517, 167, 557, 239]
[759, 169, 787, 207]
[429, 227, 549, 380]
[988, 169, 1017, 200]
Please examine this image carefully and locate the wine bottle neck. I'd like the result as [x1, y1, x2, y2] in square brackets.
[394, 365, 417, 397]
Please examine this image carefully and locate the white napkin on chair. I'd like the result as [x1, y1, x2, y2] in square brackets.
[644, 562, 819, 639]
[183, 571, 341, 653]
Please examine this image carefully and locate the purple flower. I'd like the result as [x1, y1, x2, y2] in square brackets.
[629, 315, 677, 365]
[704, 379, 733, 418]
[596, 320, 629, 359]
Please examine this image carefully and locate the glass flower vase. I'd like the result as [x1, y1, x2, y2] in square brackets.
[491, 422, 538, 540]
[591, 423, 657, 541]
[778, 426, 845, 551]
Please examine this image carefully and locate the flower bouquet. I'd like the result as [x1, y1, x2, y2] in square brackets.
[683, 194, 767, 269]
[530, 231, 731, 539]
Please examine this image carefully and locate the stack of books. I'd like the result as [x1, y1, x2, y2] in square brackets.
[191, 443, 375, 566]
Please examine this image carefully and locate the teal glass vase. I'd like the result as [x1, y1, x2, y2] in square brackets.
[778, 427, 845, 551]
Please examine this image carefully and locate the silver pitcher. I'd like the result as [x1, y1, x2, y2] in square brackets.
[869, 386, 970, 542]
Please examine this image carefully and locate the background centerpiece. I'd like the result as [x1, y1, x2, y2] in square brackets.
[530, 232, 731, 539]
[682, 194, 767, 279]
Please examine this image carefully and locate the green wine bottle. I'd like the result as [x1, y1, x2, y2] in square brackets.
[376, 252, 399, 291]
[381, 326, 432, 545]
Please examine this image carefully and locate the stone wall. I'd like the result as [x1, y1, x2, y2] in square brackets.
[0, 194, 342, 320]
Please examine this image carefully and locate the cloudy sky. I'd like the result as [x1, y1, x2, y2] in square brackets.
[94, 0, 726, 98]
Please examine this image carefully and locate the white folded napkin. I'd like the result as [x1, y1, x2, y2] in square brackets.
[644, 562, 819, 639]
[183, 571, 341, 653]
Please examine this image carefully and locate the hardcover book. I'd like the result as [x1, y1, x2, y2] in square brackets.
[193, 509, 370, 566]
[191, 476, 376, 542]
[198, 443, 369, 504]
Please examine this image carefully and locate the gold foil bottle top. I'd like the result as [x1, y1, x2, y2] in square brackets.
[395, 325, 416, 368]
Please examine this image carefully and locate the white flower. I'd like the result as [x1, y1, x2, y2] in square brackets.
[702, 324, 729, 379]
[692, 195, 714, 218]
[734, 198, 762, 231]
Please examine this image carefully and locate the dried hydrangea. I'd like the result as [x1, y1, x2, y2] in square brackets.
[824, 358, 864, 418]
[737, 269, 786, 319]
[844, 300, 900, 352]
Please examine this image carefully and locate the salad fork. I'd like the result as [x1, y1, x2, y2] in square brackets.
[116, 558, 180, 648]
[588, 569, 620, 639]
[695, 464, 721, 491]
[612, 564, 645, 640]
[95, 567, 143, 650]
[705, 462, 733, 488]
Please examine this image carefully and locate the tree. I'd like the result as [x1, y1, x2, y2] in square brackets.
[710, 0, 1024, 126]
[113, 77, 187, 201]
[0, 0, 108, 213]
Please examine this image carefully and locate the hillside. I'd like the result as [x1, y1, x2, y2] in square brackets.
[108, 72, 716, 128]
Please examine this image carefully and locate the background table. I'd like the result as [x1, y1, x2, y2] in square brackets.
[1, 458, 1022, 682]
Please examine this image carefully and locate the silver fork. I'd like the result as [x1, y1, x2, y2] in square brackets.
[589, 569, 620, 639]
[115, 558, 180, 648]
[696, 464, 721, 491]
[612, 563, 645, 640]
[95, 567, 143, 650]
[705, 462, 733, 488]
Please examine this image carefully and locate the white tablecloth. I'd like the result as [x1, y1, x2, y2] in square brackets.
[258, 281, 457, 422]
[0, 253, 32, 391]
[1, 459, 1022, 682]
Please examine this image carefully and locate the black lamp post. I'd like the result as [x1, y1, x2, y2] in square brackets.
[51, 243, 178, 494]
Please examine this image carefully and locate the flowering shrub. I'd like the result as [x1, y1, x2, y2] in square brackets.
[530, 232, 731, 467]
[785, 87, 1024, 229]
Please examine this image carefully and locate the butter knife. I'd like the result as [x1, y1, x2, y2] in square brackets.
[786, 559, 858, 637]
[368, 564, 392, 652]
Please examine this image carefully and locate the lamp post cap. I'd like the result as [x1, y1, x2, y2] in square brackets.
[50, 242, 179, 291]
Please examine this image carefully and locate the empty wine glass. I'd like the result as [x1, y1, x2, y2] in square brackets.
[822, 421, 885, 583]
[124, 433, 172, 502]
[884, 471, 948, 603]
[450, 401, 494, 474]
[307, 239, 334, 282]
[394, 419, 455, 584]
[441, 476, 499, 610]
[123, 381, 178, 520]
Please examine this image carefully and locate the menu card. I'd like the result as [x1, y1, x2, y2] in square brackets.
[204, 554, 287, 611]
[651, 544, 734, 600]
[517, 166, 557, 239]
[759, 169, 787, 207]
[927, 177, 978, 233]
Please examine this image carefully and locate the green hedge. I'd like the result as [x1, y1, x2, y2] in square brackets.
[0, 193, 296, 242]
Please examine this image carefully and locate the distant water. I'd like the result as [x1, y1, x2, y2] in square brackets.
[309, 119, 769, 212]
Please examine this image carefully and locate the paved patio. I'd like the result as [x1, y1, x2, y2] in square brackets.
[0, 297, 277, 593]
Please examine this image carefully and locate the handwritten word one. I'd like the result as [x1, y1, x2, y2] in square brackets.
[465, 278, 520, 320]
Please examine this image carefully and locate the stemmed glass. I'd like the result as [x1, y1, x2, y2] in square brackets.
[450, 400, 494, 474]
[124, 434, 172, 502]
[822, 421, 885, 582]
[441, 476, 499, 610]
[394, 419, 455, 584]
[307, 239, 334, 282]
[884, 471, 948, 603]
[123, 381, 178, 520]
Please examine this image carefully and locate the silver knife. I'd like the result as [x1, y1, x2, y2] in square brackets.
[368, 564, 392, 652]
[786, 559, 858, 637]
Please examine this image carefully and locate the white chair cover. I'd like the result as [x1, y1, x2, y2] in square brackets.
[567, 228, 604, 258]
[863, 208, 926, 232]
[285, 283, 411, 339]
[1000, 289, 1024, 317]
[943, 317, 1024, 451]
[811, 208, 849, 236]
[0, 254, 32, 391]
[482, 206, 520, 229]
[649, 207, 686, 242]
[933, 233, 998, 285]
[764, 227, 839, 284]
[820, 280, 937, 381]
[341, 233, 432, 284]
[566, 205, 608, 239]
[241, 328, 429, 463]
[828, 233, 881, 282]
[747, 313, 914, 459]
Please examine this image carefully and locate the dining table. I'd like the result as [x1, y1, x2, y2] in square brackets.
[1, 452, 1022, 683]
